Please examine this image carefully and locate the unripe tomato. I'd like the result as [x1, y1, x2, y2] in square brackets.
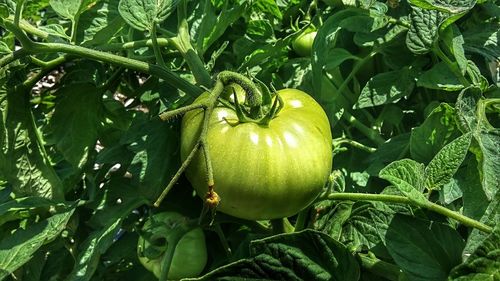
[181, 89, 332, 220]
[292, 31, 317, 57]
[137, 212, 207, 280]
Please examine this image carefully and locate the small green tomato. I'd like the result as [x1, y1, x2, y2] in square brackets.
[292, 31, 317, 57]
[137, 212, 207, 280]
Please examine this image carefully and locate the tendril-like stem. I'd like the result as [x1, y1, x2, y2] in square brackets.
[154, 141, 202, 207]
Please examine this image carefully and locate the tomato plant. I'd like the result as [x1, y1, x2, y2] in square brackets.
[137, 212, 207, 280]
[0, 0, 498, 281]
[180, 87, 332, 220]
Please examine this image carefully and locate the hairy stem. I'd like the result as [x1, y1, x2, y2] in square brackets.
[154, 142, 202, 207]
[333, 137, 377, 153]
[327, 193, 492, 233]
[172, 0, 212, 87]
[150, 24, 166, 67]
[96, 38, 172, 51]
[2, 19, 202, 97]
[343, 111, 385, 146]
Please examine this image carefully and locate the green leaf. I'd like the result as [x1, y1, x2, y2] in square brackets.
[455, 87, 482, 132]
[0, 0, 15, 17]
[77, 0, 125, 46]
[465, 60, 489, 92]
[355, 67, 416, 109]
[125, 115, 179, 201]
[312, 8, 362, 125]
[449, 224, 500, 281]
[458, 157, 488, 220]
[194, 0, 247, 56]
[417, 61, 464, 91]
[0, 41, 10, 54]
[4, 88, 64, 200]
[439, 178, 463, 204]
[251, 0, 282, 20]
[46, 83, 102, 170]
[118, 0, 179, 31]
[463, 187, 499, 260]
[441, 24, 467, 74]
[462, 21, 499, 61]
[406, 6, 447, 54]
[0, 209, 74, 279]
[49, 0, 93, 20]
[38, 24, 71, 40]
[379, 159, 428, 205]
[473, 130, 500, 200]
[339, 12, 388, 33]
[425, 132, 472, 190]
[386, 214, 465, 281]
[366, 133, 410, 176]
[64, 216, 123, 281]
[192, 230, 360, 281]
[408, 0, 476, 14]
[323, 48, 360, 72]
[0, 197, 60, 226]
[354, 19, 408, 48]
[312, 201, 396, 252]
[410, 103, 461, 163]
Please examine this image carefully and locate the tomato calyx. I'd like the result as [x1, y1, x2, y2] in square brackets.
[222, 87, 284, 127]
[216, 72, 285, 126]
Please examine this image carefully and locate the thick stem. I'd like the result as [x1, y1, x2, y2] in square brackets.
[271, 218, 294, 234]
[294, 208, 310, 232]
[150, 24, 166, 67]
[343, 111, 385, 146]
[172, 0, 212, 87]
[158, 103, 206, 121]
[333, 137, 377, 153]
[327, 193, 492, 233]
[154, 141, 202, 207]
[14, 0, 25, 26]
[154, 81, 225, 207]
[433, 43, 470, 87]
[336, 51, 377, 104]
[96, 38, 172, 52]
[2, 19, 202, 97]
[70, 15, 79, 44]
[0, 48, 29, 68]
[31, 42, 202, 97]
[217, 71, 263, 109]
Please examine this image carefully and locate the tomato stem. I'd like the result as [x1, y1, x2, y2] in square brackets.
[154, 141, 202, 207]
[218, 71, 263, 110]
[327, 193, 492, 233]
[271, 218, 295, 234]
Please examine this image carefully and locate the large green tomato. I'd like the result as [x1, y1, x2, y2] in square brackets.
[137, 212, 207, 280]
[181, 89, 332, 220]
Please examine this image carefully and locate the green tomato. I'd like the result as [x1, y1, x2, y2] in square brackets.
[137, 212, 207, 280]
[181, 89, 332, 220]
[292, 31, 317, 57]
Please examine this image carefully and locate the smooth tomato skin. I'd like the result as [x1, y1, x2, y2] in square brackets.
[181, 89, 332, 220]
[292, 31, 317, 57]
[137, 212, 207, 280]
